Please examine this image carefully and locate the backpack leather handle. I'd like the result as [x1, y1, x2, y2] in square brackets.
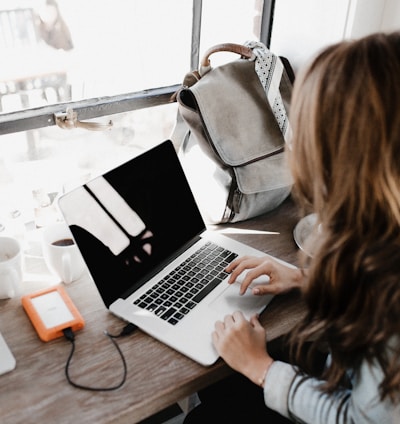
[200, 43, 254, 68]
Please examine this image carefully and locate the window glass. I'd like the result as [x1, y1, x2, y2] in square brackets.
[0, 0, 192, 113]
[200, 0, 263, 67]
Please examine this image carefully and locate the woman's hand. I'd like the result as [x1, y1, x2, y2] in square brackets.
[212, 311, 273, 386]
[226, 255, 305, 296]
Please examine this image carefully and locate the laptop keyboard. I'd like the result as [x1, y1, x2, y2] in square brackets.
[133, 242, 238, 325]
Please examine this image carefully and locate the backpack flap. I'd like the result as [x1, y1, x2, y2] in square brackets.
[178, 58, 292, 194]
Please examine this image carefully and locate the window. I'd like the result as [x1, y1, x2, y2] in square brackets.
[0, 0, 274, 241]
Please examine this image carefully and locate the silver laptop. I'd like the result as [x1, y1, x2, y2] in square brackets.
[58, 140, 277, 366]
[0, 331, 16, 375]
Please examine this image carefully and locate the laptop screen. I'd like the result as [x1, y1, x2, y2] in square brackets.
[59, 140, 206, 307]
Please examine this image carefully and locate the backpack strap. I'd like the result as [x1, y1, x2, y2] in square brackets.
[244, 41, 292, 144]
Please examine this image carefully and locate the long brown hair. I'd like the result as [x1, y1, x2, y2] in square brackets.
[288, 32, 400, 401]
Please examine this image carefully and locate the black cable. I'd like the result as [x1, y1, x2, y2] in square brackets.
[107, 322, 138, 339]
[62, 323, 137, 391]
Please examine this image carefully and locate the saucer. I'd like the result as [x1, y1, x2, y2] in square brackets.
[293, 213, 318, 256]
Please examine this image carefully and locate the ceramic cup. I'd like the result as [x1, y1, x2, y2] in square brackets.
[41, 223, 86, 284]
[0, 236, 23, 299]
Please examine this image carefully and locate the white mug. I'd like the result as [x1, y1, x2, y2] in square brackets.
[0, 236, 23, 299]
[41, 223, 86, 284]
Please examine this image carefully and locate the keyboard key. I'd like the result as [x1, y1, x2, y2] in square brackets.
[192, 277, 223, 303]
[161, 307, 177, 320]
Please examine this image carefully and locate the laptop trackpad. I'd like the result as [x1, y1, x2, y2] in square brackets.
[208, 282, 272, 317]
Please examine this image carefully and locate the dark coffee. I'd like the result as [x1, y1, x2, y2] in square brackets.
[52, 238, 74, 247]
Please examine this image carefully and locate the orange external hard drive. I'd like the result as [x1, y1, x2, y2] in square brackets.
[21, 285, 85, 342]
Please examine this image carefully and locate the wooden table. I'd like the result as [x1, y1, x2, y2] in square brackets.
[0, 197, 305, 424]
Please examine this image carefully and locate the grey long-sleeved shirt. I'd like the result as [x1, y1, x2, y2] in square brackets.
[264, 357, 400, 423]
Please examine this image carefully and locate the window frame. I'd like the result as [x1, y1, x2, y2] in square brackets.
[0, 0, 275, 136]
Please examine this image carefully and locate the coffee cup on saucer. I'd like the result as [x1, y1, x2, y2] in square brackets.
[0, 236, 23, 299]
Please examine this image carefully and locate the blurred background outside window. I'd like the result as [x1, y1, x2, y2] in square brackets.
[0, 0, 263, 250]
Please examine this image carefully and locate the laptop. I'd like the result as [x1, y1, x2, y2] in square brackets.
[58, 140, 279, 366]
[0, 331, 16, 375]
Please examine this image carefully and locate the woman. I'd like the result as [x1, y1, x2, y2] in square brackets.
[184, 32, 400, 423]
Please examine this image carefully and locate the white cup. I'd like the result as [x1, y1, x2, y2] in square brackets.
[41, 223, 86, 284]
[0, 236, 23, 299]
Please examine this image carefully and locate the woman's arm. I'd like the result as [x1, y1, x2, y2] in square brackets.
[264, 356, 400, 423]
